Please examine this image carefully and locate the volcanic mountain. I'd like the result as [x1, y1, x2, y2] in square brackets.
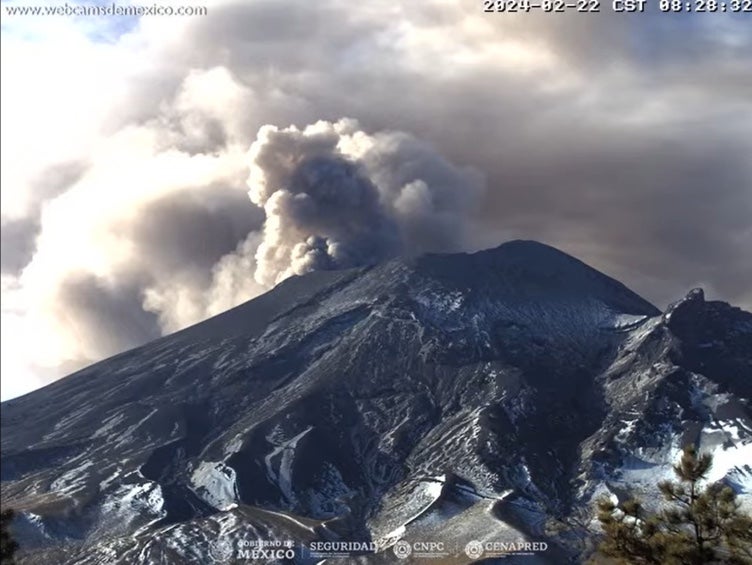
[2, 240, 750, 564]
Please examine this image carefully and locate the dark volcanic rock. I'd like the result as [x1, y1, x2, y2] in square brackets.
[1, 241, 749, 564]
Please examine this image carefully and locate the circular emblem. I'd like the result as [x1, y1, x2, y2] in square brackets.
[393, 540, 413, 559]
[464, 540, 484, 560]
[208, 538, 234, 562]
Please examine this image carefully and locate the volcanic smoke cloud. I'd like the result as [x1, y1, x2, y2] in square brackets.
[246, 119, 485, 286]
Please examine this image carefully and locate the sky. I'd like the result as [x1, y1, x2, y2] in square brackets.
[1, 0, 750, 401]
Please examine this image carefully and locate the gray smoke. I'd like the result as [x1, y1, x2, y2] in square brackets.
[246, 119, 484, 286]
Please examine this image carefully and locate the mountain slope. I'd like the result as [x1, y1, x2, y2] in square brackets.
[1, 240, 749, 564]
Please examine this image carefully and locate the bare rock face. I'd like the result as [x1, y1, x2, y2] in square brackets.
[1, 241, 750, 564]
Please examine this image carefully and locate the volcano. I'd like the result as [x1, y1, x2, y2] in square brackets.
[2, 240, 750, 564]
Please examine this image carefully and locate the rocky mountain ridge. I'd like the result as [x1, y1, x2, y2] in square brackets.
[1, 240, 750, 564]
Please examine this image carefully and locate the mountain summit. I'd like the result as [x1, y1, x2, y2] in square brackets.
[2, 241, 749, 564]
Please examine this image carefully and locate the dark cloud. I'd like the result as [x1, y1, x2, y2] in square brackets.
[56, 273, 162, 363]
[1, 217, 38, 274]
[129, 185, 264, 281]
[29, 160, 89, 203]
[278, 156, 401, 263]
[1, 161, 88, 274]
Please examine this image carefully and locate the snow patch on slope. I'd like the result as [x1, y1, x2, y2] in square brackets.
[190, 461, 239, 511]
[264, 426, 313, 505]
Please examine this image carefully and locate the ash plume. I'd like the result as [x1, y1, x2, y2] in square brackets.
[246, 119, 484, 286]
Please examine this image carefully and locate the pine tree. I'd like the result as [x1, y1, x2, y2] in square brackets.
[0, 508, 19, 564]
[595, 446, 752, 564]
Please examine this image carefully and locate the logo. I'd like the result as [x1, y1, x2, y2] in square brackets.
[393, 540, 413, 559]
[464, 540, 484, 559]
[208, 538, 234, 562]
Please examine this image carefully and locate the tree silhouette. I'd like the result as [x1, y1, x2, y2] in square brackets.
[595, 446, 752, 564]
[1, 508, 19, 564]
